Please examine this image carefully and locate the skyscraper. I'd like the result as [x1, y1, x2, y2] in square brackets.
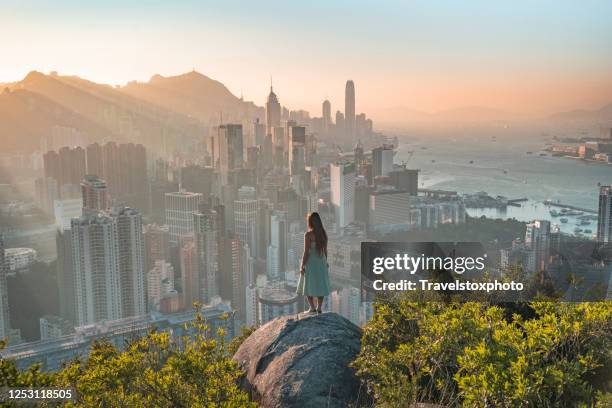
[597, 185, 612, 245]
[193, 208, 219, 304]
[71, 213, 123, 326]
[345, 80, 356, 142]
[111, 207, 146, 318]
[0, 234, 10, 340]
[164, 191, 203, 244]
[266, 84, 281, 136]
[322, 99, 332, 133]
[330, 162, 356, 229]
[234, 199, 258, 254]
[525, 220, 551, 272]
[372, 145, 395, 178]
[218, 124, 244, 184]
[179, 235, 198, 309]
[267, 210, 288, 281]
[143, 224, 170, 274]
[81, 175, 108, 214]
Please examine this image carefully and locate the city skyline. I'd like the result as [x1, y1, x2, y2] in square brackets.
[2, 1, 612, 117]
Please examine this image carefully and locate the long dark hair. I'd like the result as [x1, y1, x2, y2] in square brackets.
[307, 212, 327, 255]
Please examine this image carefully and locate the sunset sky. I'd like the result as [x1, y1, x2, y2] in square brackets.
[2, 0, 611, 117]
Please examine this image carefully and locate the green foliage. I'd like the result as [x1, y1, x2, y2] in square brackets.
[353, 299, 612, 407]
[0, 313, 258, 407]
[228, 325, 256, 356]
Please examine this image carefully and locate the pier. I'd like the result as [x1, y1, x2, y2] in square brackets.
[545, 202, 597, 214]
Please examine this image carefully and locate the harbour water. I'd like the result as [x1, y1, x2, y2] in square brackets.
[396, 133, 610, 237]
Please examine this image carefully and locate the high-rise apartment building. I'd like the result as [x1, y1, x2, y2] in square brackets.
[193, 208, 219, 304]
[525, 220, 551, 272]
[111, 207, 146, 318]
[0, 235, 10, 340]
[147, 260, 175, 311]
[179, 235, 198, 310]
[597, 185, 612, 244]
[71, 213, 123, 326]
[144, 224, 170, 273]
[267, 211, 288, 281]
[330, 162, 356, 228]
[81, 175, 108, 213]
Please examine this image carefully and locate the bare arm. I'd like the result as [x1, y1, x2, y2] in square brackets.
[300, 232, 310, 274]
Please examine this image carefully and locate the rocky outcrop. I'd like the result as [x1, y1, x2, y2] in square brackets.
[233, 313, 363, 408]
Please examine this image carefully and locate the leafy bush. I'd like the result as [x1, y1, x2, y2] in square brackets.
[353, 299, 612, 407]
[0, 313, 257, 407]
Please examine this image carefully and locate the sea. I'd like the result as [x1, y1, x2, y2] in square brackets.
[395, 131, 611, 237]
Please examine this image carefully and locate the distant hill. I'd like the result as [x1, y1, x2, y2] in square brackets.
[548, 102, 612, 123]
[120, 71, 263, 124]
[0, 70, 263, 155]
[0, 87, 113, 153]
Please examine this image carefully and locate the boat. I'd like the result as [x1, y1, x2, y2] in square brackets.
[431, 159, 436, 163]
[560, 218, 568, 223]
[503, 170, 507, 174]
[550, 210, 559, 217]
[469, 160, 474, 164]
[579, 220, 590, 226]
[584, 229, 592, 234]
[539, 153, 547, 156]
[526, 151, 533, 154]
[574, 227, 583, 234]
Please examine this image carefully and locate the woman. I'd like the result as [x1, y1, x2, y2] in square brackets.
[297, 212, 331, 313]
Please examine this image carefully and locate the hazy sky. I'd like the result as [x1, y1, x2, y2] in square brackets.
[2, 0, 611, 117]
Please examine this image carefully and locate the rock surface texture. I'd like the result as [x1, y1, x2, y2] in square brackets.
[233, 312, 363, 408]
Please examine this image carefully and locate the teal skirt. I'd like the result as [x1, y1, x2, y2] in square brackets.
[296, 253, 331, 296]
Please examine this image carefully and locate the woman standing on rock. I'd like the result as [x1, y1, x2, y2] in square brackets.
[297, 212, 331, 313]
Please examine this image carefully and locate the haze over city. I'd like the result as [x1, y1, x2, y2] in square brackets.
[2, 0, 612, 119]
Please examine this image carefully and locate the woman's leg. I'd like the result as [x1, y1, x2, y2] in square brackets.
[316, 296, 324, 312]
[306, 296, 315, 311]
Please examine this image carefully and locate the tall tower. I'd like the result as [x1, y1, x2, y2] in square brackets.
[193, 208, 219, 304]
[330, 161, 356, 229]
[0, 234, 10, 340]
[597, 185, 612, 244]
[71, 213, 123, 326]
[265, 81, 281, 136]
[322, 100, 332, 133]
[345, 80, 356, 142]
[525, 220, 551, 272]
[217, 124, 244, 184]
[111, 207, 146, 318]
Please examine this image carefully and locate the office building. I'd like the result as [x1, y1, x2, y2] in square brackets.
[330, 162, 356, 228]
[267, 211, 288, 281]
[266, 85, 281, 136]
[253, 119, 266, 146]
[372, 145, 394, 178]
[179, 235, 198, 310]
[389, 168, 419, 195]
[165, 191, 203, 244]
[322, 99, 332, 132]
[218, 124, 244, 184]
[234, 199, 258, 253]
[345, 80, 356, 141]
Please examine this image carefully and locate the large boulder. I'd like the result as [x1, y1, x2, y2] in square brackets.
[233, 312, 363, 407]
